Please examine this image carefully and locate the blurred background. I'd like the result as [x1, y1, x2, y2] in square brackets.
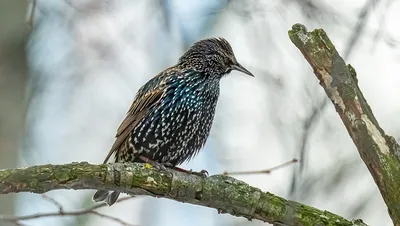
[1, 0, 400, 225]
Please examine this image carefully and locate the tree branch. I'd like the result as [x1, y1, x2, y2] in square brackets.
[288, 23, 400, 226]
[1, 195, 136, 226]
[0, 162, 366, 226]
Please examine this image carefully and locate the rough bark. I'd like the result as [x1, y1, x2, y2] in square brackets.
[288, 23, 400, 226]
[0, 162, 366, 226]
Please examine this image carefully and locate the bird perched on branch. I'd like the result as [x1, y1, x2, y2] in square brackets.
[93, 37, 254, 206]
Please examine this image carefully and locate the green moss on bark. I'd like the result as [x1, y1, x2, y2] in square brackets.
[289, 23, 400, 226]
[0, 162, 367, 225]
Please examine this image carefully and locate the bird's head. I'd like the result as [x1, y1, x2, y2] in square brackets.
[178, 37, 254, 77]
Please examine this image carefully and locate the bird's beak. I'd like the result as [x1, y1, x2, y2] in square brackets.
[231, 63, 254, 77]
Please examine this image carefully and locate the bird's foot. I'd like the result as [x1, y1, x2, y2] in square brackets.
[138, 155, 167, 170]
[190, 169, 209, 177]
[174, 167, 209, 177]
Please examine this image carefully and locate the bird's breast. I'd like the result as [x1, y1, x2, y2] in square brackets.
[130, 77, 220, 165]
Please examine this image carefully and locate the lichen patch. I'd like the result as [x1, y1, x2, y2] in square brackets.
[319, 69, 345, 111]
[146, 177, 156, 184]
[353, 96, 363, 114]
[298, 32, 311, 44]
[361, 114, 389, 154]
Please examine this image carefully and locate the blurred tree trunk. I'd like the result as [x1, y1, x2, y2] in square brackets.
[0, 0, 30, 215]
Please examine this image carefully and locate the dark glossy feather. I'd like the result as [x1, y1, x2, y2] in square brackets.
[103, 71, 169, 163]
[93, 37, 253, 206]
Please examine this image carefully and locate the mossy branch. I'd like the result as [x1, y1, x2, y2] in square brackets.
[0, 162, 366, 226]
[288, 23, 400, 226]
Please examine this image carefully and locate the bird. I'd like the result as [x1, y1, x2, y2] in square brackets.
[92, 37, 254, 206]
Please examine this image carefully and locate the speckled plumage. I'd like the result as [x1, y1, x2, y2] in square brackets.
[93, 37, 253, 206]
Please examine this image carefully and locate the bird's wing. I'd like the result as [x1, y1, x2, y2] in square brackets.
[102, 74, 168, 164]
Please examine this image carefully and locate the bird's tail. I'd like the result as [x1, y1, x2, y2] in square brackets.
[93, 144, 121, 206]
[92, 190, 120, 206]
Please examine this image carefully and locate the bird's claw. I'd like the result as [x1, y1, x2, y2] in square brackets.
[153, 162, 167, 171]
[171, 166, 209, 177]
[139, 155, 167, 170]
[189, 169, 209, 177]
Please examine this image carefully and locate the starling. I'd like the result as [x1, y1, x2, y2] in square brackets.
[93, 37, 254, 205]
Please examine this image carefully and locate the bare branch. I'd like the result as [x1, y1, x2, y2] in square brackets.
[223, 158, 298, 175]
[26, 0, 36, 29]
[41, 194, 64, 213]
[293, 0, 376, 191]
[0, 162, 366, 226]
[1, 196, 136, 226]
[289, 23, 400, 226]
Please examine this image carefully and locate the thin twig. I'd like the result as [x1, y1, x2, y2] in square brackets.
[223, 158, 298, 175]
[343, 0, 376, 59]
[26, 0, 37, 29]
[41, 194, 64, 212]
[0, 196, 136, 226]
